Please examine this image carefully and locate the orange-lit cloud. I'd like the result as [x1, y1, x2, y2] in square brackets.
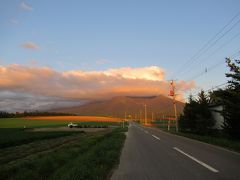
[21, 42, 39, 49]
[0, 65, 195, 102]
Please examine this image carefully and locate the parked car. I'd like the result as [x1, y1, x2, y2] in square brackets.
[68, 122, 78, 128]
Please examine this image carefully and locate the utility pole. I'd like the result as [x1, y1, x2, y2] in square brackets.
[144, 104, 147, 125]
[170, 80, 178, 132]
[139, 110, 142, 124]
[168, 117, 170, 131]
[123, 111, 126, 128]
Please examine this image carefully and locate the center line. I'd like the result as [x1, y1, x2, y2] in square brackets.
[173, 147, 219, 173]
[152, 135, 160, 140]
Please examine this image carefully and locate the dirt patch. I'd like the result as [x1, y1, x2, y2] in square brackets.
[30, 127, 108, 132]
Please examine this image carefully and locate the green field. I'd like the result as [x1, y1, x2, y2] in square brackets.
[0, 128, 127, 180]
[0, 128, 83, 148]
[0, 118, 121, 128]
[0, 118, 127, 179]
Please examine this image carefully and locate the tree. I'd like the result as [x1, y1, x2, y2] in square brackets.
[179, 95, 198, 132]
[195, 90, 215, 133]
[179, 90, 215, 134]
[213, 58, 240, 139]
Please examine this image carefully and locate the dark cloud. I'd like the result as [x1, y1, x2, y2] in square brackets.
[0, 91, 85, 112]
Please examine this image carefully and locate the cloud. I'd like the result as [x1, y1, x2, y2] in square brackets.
[10, 19, 19, 25]
[0, 91, 85, 112]
[101, 66, 165, 81]
[0, 65, 195, 102]
[21, 2, 33, 11]
[21, 42, 39, 49]
[96, 59, 109, 65]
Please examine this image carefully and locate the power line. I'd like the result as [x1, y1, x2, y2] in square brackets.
[187, 18, 240, 64]
[190, 11, 240, 61]
[230, 50, 240, 59]
[172, 11, 240, 79]
[178, 29, 240, 78]
[183, 50, 239, 101]
[190, 82, 228, 98]
[186, 49, 240, 81]
[180, 32, 240, 78]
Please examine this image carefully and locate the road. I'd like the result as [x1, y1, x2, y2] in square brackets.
[111, 122, 240, 180]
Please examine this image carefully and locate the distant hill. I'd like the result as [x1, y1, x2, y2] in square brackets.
[52, 95, 185, 119]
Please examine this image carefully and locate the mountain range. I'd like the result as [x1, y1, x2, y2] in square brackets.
[52, 95, 185, 119]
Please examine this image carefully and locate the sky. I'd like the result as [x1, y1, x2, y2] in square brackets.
[0, 0, 240, 111]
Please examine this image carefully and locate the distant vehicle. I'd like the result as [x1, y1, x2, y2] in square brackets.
[67, 122, 108, 128]
[68, 122, 78, 128]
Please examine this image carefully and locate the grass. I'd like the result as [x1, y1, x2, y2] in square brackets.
[0, 128, 83, 148]
[155, 124, 240, 153]
[0, 127, 127, 180]
[0, 118, 122, 128]
[0, 117, 127, 179]
[173, 131, 240, 153]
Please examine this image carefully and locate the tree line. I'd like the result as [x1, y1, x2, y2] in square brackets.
[179, 58, 240, 139]
[0, 111, 77, 118]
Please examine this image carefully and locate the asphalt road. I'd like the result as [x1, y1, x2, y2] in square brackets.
[111, 122, 240, 180]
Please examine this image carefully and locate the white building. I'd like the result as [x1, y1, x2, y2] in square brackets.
[210, 105, 224, 129]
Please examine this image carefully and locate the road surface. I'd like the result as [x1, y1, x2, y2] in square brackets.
[111, 122, 240, 180]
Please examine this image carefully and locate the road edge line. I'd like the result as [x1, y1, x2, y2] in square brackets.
[173, 147, 219, 173]
[152, 135, 160, 140]
[148, 127, 240, 156]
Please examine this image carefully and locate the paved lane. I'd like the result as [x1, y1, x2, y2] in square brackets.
[111, 122, 240, 180]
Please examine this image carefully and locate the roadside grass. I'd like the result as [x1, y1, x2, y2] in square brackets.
[0, 118, 122, 128]
[173, 131, 240, 153]
[155, 125, 240, 153]
[51, 127, 127, 180]
[0, 127, 127, 180]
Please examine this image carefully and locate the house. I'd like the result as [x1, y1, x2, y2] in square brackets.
[209, 104, 224, 129]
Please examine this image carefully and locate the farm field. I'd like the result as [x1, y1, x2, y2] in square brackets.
[0, 128, 127, 180]
[0, 116, 122, 128]
[0, 128, 83, 148]
[26, 115, 122, 121]
[0, 116, 127, 180]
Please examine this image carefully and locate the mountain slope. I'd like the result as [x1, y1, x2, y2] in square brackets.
[53, 95, 185, 118]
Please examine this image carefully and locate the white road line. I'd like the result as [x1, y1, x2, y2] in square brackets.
[173, 147, 219, 173]
[152, 135, 160, 140]
[144, 130, 149, 134]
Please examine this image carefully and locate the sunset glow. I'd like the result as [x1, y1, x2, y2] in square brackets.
[0, 64, 195, 101]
